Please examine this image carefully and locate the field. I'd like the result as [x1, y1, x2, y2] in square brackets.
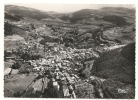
[4, 74, 36, 97]
[4, 35, 25, 51]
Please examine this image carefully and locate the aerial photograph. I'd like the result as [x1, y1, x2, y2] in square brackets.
[4, 4, 135, 98]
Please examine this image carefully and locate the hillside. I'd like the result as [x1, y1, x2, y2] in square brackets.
[85, 43, 135, 98]
[5, 5, 54, 20]
[100, 7, 135, 14]
[5, 12, 23, 21]
[92, 43, 135, 84]
[60, 7, 135, 26]
[4, 22, 28, 38]
[5, 5, 135, 27]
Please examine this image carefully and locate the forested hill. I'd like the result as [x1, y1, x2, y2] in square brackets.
[92, 43, 135, 84]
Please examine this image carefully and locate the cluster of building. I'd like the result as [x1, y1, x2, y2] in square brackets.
[4, 20, 102, 98]
[14, 41, 100, 98]
[23, 42, 99, 72]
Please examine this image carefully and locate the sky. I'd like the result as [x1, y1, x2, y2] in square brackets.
[6, 4, 135, 13]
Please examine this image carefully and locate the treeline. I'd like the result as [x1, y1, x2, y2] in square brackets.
[40, 36, 61, 45]
[103, 15, 129, 26]
[60, 15, 70, 21]
[4, 22, 27, 38]
[60, 15, 88, 23]
[60, 12, 130, 26]
[5, 13, 23, 21]
[4, 22, 15, 36]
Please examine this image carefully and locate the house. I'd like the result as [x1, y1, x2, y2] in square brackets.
[16, 58, 24, 61]
[6, 50, 12, 53]
[5, 57, 16, 62]
[4, 68, 12, 75]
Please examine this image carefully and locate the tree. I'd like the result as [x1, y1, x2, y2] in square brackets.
[12, 62, 21, 69]
[80, 68, 91, 78]
[121, 43, 135, 62]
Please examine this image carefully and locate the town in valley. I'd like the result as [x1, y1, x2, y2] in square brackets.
[4, 4, 135, 98]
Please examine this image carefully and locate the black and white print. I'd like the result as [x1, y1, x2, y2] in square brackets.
[4, 4, 135, 98]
